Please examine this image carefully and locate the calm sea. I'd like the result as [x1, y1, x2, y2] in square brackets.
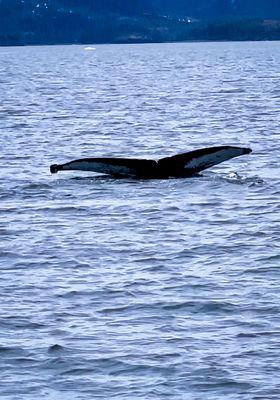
[0, 41, 279, 399]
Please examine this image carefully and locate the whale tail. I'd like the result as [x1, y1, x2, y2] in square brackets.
[50, 146, 252, 178]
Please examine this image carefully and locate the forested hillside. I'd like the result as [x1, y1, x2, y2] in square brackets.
[0, 0, 279, 45]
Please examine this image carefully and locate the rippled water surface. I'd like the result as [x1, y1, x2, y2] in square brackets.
[1, 41, 280, 399]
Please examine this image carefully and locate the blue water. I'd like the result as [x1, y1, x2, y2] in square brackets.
[0, 41, 279, 399]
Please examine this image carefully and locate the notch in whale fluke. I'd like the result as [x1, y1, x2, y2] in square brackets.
[49, 146, 252, 178]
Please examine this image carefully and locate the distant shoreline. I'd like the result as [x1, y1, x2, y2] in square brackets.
[1, 37, 280, 48]
[1, 1, 279, 48]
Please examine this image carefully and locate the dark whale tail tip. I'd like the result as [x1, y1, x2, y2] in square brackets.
[50, 164, 60, 174]
[244, 147, 252, 154]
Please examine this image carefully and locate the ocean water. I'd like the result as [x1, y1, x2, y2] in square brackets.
[0, 41, 279, 399]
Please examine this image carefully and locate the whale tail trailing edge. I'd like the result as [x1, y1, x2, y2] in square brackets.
[50, 146, 252, 178]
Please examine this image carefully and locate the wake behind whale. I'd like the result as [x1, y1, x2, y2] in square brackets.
[50, 146, 252, 179]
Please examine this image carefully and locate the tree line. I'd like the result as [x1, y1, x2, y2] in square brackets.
[0, 0, 279, 45]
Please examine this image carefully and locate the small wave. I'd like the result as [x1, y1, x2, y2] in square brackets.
[68, 175, 122, 183]
[0, 318, 45, 330]
[0, 190, 17, 200]
[0, 345, 29, 356]
[0, 345, 17, 353]
[237, 331, 280, 338]
[8, 123, 29, 129]
[255, 254, 280, 262]
[163, 300, 237, 314]
[51, 115, 73, 120]
[242, 266, 280, 275]
[48, 344, 65, 354]
[191, 380, 252, 390]
[22, 183, 52, 190]
[214, 172, 265, 186]
[219, 88, 245, 93]
[5, 108, 29, 116]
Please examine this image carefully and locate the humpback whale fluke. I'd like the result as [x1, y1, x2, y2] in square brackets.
[50, 146, 252, 179]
